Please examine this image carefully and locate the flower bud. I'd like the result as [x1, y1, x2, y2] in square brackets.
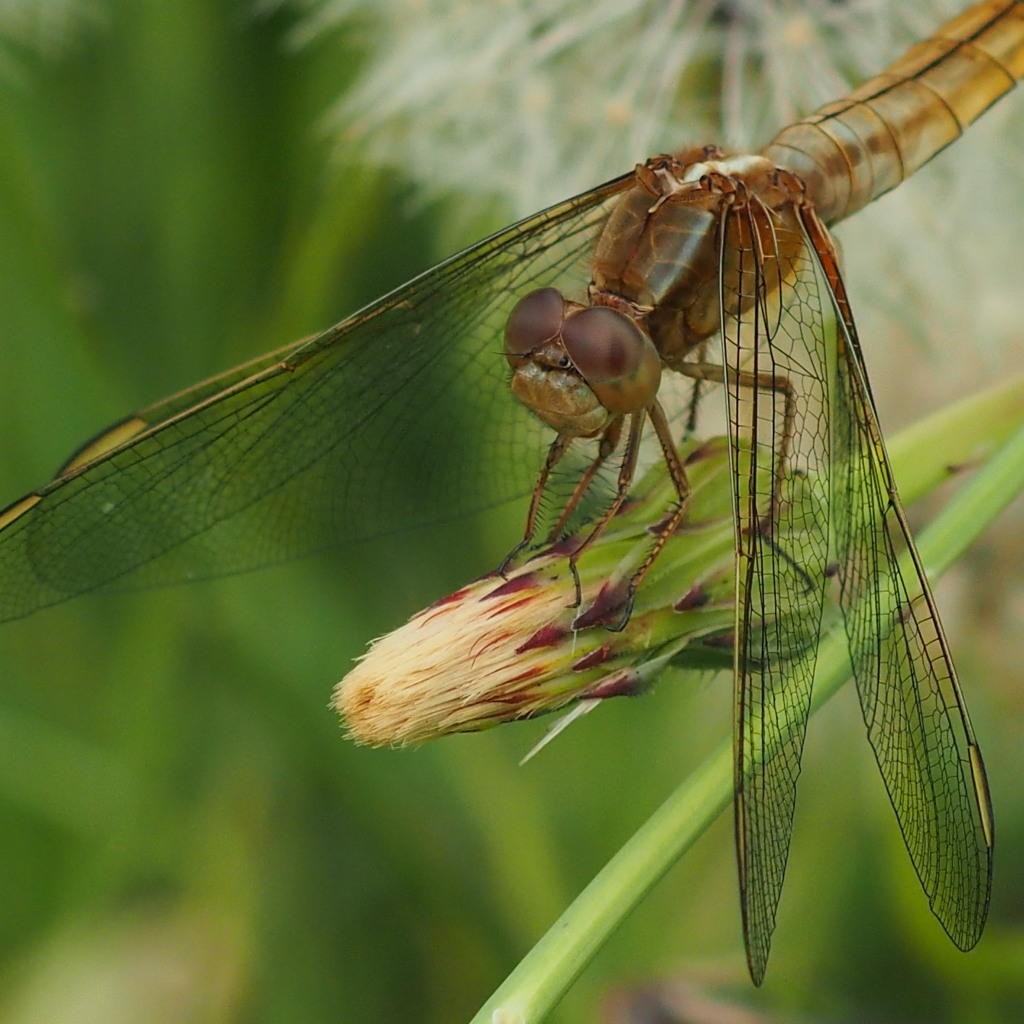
[334, 436, 746, 746]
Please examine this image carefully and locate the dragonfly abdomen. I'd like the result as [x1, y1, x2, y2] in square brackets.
[762, 0, 1024, 224]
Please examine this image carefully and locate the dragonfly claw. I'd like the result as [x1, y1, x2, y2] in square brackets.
[572, 579, 634, 632]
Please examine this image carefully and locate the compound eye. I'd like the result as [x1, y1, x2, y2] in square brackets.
[504, 288, 565, 360]
[561, 306, 661, 414]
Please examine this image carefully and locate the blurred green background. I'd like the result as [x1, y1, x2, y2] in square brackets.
[0, 2, 1022, 1022]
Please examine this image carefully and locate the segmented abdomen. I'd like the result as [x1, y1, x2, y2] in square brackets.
[762, 0, 1024, 224]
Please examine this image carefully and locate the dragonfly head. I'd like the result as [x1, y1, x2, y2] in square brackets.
[504, 287, 661, 436]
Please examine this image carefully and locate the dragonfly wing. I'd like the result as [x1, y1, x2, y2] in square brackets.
[800, 207, 994, 948]
[0, 175, 634, 624]
[718, 201, 833, 984]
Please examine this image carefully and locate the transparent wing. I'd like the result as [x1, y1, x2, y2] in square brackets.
[0, 175, 635, 623]
[800, 206, 994, 950]
[718, 201, 832, 985]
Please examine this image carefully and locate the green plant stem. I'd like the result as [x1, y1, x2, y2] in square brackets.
[469, 379, 1024, 1024]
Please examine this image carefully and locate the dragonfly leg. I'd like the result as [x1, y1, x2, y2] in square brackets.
[619, 399, 693, 617]
[546, 417, 625, 542]
[675, 359, 797, 532]
[573, 399, 693, 631]
[499, 416, 625, 576]
[566, 411, 646, 608]
[499, 432, 572, 575]
[683, 342, 708, 434]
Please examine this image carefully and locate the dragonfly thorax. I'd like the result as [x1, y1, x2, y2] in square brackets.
[593, 152, 803, 368]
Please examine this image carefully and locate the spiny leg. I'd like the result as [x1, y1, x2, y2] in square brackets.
[588, 399, 694, 630]
[499, 432, 571, 575]
[684, 341, 708, 435]
[570, 399, 695, 631]
[500, 416, 624, 575]
[676, 358, 796, 533]
[546, 416, 624, 542]
[564, 410, 646, 608]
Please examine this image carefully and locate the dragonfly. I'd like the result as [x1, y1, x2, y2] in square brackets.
[0, 0, 1019, 985]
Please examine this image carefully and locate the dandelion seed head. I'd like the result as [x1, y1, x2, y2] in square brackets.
[273, 1, 1012, 212]
[279, 0, 1019, 369]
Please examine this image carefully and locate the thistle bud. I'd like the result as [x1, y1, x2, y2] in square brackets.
[334, 437, 742, 746]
